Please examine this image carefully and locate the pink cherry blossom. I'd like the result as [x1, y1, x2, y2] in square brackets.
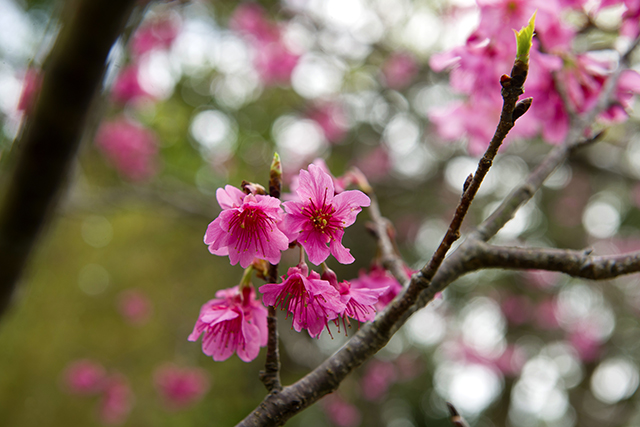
[110, 64, 150, 104]
[382, 52, 419, 90]
[260, 264, 346, 338]
[98, 374, 134, 426]
[204, 185, 289, 268]
[350, 265, 404, 310]
[189, 285, 267, 362]
[621, 0, 640, 39]
[283, 164, 370, 265]
[322, 267, 387, 325]
[117, 289, 152, 325]
[153, 363, 210, 410]
[95, 117, 159, 182]
[63, 359, 107, 395]
[286, 159, 346, 200]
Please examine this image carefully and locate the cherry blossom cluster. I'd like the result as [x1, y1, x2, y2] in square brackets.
[93, 13, 181, 182]
[189, 160, 407, 362]
[430, 0, 640, 154]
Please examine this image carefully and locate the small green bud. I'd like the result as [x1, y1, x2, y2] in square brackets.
[514, 11, 536, 66]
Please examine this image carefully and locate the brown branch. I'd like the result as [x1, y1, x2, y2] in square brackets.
[447, 402, 471, 427]
[235, 43, 533, 427]
[234, 30, 640, 427]
[258, 155, 283, 392]
[468, 241, 640, 280]
[408, 56, 530, 298]
[475, 35, 640, 242]
[259, 305, 282, 392]
[0, 0, 141, 317]
[367, 194, 410, 285]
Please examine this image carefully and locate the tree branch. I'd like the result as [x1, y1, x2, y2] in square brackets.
[475, 35, 640, 242]
[408, 53, 531, 298]
[468, 240, 640, 280]
[258, 154, 283, 392]
[0, 0, 142, 317]
[236, 33, 534, 427]
[367, 194, 410, 285]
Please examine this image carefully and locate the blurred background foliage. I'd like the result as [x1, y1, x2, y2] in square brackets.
[1, 0, 640, 426]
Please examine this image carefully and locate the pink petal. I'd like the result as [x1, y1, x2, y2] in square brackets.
[236, 319, 262, 362]
[216, 185, 245, 209]
[330, 239, 355, 264]
[300, 230, 331, 265]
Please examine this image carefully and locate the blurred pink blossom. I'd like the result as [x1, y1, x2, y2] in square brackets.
[154, 363, 210, 410]
[131, 14, 181, 57]
[321, 394, 362, 427]
[99, 374, 134, 426]
[494, 345, 527, 376]
[230, 3, 279, 44]
[394, 353, 423, 381]
[308, 102, 349, 143]
[353, 147, 392, 183]
[253, 42, 299, 86]
[117, 289, 153, 325]
[501, 295, 532, 325]
[110, 64, 150, 104]
[534, 298, 561, 330]
[63, 359, 107, 395]
[95, 117, 159, 182]
[429, 0, 640, 151]
[382, 52, 419, 90]
[568, 327, 601, 363]
[230, 3, 299, 85]
[360, 359, 397, 401]
[621, 0, 640, 39]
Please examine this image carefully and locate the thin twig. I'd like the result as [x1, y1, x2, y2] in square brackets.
[475, 35, 640, 242]
[258, 156, 283, 392]
[447, 402, 471, 427]
[367, 194, 410, 285]
[409, 55, 531, 296]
